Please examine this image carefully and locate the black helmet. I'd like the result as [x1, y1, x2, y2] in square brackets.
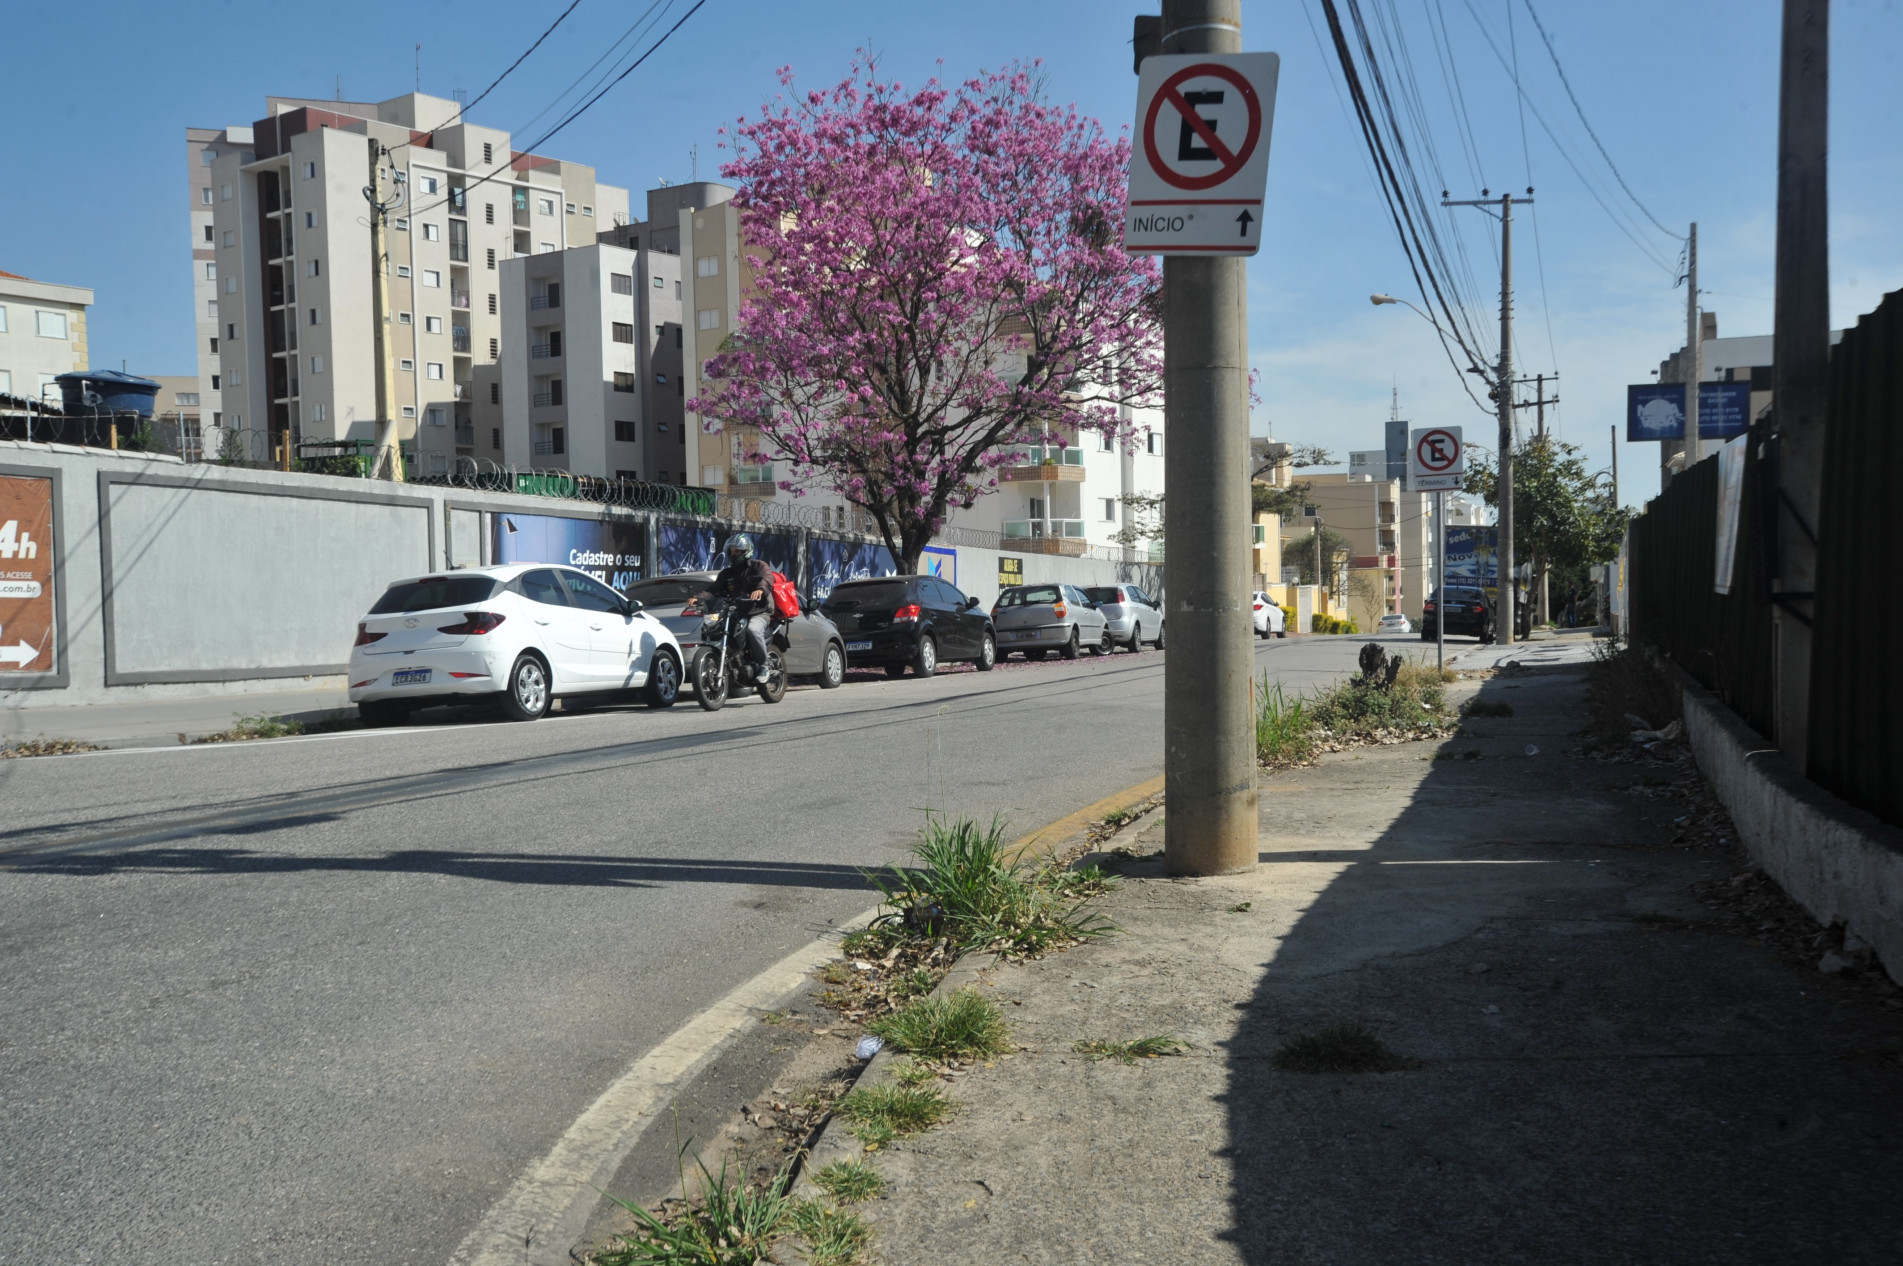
[725, 533, 755, 566]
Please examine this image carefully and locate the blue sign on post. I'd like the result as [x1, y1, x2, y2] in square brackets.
[1697, 380, 1752, 439]
[1627, 383, 1686, 441]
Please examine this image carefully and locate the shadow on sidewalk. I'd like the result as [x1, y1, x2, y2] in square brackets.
[1221, 666, 1903, 1263]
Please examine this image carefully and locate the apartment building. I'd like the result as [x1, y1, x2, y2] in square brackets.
[0, 269, 92, 406]
[189, 92, 626, 472]
[1274, 472, 1433, 620]
[186, 127, 227, 434]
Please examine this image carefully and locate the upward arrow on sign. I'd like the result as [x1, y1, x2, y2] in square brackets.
[1235, 209, 1254, 237]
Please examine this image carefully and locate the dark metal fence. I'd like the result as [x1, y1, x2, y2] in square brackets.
[1628, 286, 1902, 827]
[1809, 289, 1903, 826]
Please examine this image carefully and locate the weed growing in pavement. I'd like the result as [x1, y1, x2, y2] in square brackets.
[595, 1152, 792, 1266]
[1272, 1023, 1417, 1074]
[888, 1058, 939, 1088]
[1, 736, 105, 758]
[835, 1082, 953, 1146]
[868, 988, 1010, 1061]
[193, 709, 358, 744]
[1255, 676, 1316, 768]
[865, 814, 1115, 958]
[789, 1200, 873, 1265]
[1258, 651, 1454, 769]
[1462, 698, 1515, 718]
[1072, 1036, 1189, 1064]
[809, 1159, 887, 1204]
[887, 967, 940, 1002]
[1584, 638, 1682, 750]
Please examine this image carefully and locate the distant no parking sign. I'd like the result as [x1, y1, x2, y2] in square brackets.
[1124, 53, 1280, 256]
[1408, 427, 1465, 492]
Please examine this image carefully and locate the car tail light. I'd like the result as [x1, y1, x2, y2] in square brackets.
[351, 679, 375, 689]
[1424, 601, 1436, 610]
[448, 671, 489, 678]
[438, 611, 506, 635]
[1472, 604, 1486, 613]
[1052, 602, 1067, 619]
[893, 603, 922, 623]
[681, 602, 699, 616]
[354, 623, 386, 646]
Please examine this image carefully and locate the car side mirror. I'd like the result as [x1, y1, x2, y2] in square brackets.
[624, 598, 643, 615]
[964, 596, 980, 609]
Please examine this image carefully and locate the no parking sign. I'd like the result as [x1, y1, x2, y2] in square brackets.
[1124, 53, 1280, 256]
[1408, 427, 1465, 492]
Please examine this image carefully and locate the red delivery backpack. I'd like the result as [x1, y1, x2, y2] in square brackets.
[769, 571, 801, 619]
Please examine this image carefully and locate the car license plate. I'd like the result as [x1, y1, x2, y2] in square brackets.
[846, 640, 872, 651]
[1006, 630, 1040, 641]
[391, 668, 432, 686]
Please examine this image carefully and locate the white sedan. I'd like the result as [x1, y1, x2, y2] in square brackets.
[1251, 592, 1286, 638]
[348, 564, 684, 725]
[1377, 613, 1413, 635]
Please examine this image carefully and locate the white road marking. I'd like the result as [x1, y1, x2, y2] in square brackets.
[446, 906, 881, 1266]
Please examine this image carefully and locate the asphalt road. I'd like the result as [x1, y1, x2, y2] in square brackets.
[0, 635, 1380, 1266]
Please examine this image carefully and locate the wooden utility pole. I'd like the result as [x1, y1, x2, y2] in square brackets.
[1772, 0, 1830, 768]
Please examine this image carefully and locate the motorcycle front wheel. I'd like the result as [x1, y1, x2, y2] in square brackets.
[756, 649, 788, 703]
[692, 647, 729, 711]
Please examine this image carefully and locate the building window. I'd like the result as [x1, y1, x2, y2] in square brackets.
[419, 175, 439, 195]
[489, 382, 500, 403]
[394, 217, 409, 231]
[675, 328, 682, 348]
[225, 276, 237, 294]
[400, 359, 414, 372]
[1099, 431, 1114, 452]
[655, 373, 668, 385]
[220, 183, 233, 201]
[1146, 432, 1160, 455]
[697, 308, 721, 331]
[427, 407, 446, 427]
[610, 272, 632, 295]
[1102, 498, 1116, 521]
[202, 148, 218, 165]
[310, 355, 324, 374]
[312, 403, 325, 422]
[488, 338, 498, 358]
[550, 426, 564, 453]
[486, 248, 496, 269]
[537, 197, 555, 216]
[613, 372, 635, 393]
[614, 418, 636, 442]
[426, 362, 444, 380]
[211, 375, 221, 390]
[696, 256, 719, 277]
[207, 300, 218, 319]
[674, 280, 682, 298]
[658, 420, 670, 433]
[402, 405, 416, 418]
[202, 225, 214, 244]
[658, 470, 669, 483]
[35, 310, 68, 340]
[309, 258, 322, 277]
[303, 161, 316, 179]
[204, 261, 217, 280]
[209, 337, 218, 353]
[396, 265, 411, 278]
[565, 201, 577, 214]
[223, 228, 238, 247]
[423, 223, 440, 242]
[201, 187, 213, 205]
[491, 426, 501, 448]
[422, 269, 441, 287]
[612, 322, 634, 344]
[549, 379, 564, 406]
[487, 293, 497, 314]
[652, 275, 664, 288]
[422, 315, 439, 333]
[226, 322, 236, 339]
[582, 205, 594, 217]
[398, 311, 413, 325]
[539, 241, 556, 254]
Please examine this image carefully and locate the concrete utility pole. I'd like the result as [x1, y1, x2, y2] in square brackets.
[366, 139, 406, 482]
[1153, 0, 1258, 876]
[1445, 191, 1526, 644]
[1685, 221, 1701, 463]
[1772, 0, 1830, 769]
[1512, 372, 1559, 623]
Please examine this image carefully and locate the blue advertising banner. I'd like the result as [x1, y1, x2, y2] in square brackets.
[1697, 380, 1752, 440]
[656, 524, 799, 582]
[1627, 383, 1686, 441]
[1443, 525, 1499, 598]
[492, 513, 646, 596]
[920, 545, 957, 587]
[810, 536, 897, 602]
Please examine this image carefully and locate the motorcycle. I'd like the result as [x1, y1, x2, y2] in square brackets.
[684, 595, 787, 711]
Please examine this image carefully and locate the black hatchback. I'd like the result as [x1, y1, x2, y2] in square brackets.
[820, 575, 997, 677]
[1421, 585, 1532, 642]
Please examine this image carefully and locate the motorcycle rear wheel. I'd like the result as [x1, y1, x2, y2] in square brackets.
[692, 647, 729, 711]
[756, 649, 788, 703]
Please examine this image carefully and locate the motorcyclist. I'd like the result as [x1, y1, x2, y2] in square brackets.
[694, 533, 775, 683]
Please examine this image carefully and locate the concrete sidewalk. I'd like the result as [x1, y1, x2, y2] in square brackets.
[1, 685, 351, 748]
[846, 662, 1903, 1263]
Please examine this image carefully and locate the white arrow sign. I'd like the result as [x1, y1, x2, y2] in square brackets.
[0, 641, 39, 667]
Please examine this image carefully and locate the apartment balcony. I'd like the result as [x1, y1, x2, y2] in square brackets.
[532, 391, 562, 408]
[451, 290, 471, 309]
[513, 208, 531, 228]
[453, 381, 473, 401]
[1001, 445, 1087, 482]
[531, 343, 557, 359]
[452, 329, 471, 353]
[532, 440, 564, 456]
[449, 243, 469, 263]
[1003, 518, 1088, 555]
[530, 294, 560, 311]
[454, 424, 475, 447]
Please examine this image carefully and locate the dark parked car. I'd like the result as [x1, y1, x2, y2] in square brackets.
[624, 571, 848, 688]
[1420, 584, 1532, 642]
[820, 575, 996, 677]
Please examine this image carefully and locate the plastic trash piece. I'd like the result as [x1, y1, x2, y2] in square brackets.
[854, 1035, 885, 1060]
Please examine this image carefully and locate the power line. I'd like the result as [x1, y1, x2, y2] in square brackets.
[1520, 0, 1683, 240]
[1506, 0, 1562, 414]
[391, 0, 588, 155]
[510, 0, 673, 142]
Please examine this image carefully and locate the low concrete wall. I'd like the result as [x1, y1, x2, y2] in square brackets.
[1681, 675, 1903, 984]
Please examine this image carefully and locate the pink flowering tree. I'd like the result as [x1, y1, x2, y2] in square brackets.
[691, 57, 1163, 574]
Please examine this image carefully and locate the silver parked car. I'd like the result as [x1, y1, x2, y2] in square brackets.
[623, 571, 849, 688]
[992, 583, 1113, 660]
[1083, 584, 1164, 651]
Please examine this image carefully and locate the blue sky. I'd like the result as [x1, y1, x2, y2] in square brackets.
[3, 0, 1898, 505]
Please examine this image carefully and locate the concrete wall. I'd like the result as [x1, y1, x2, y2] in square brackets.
[1, 442, 1169, 710]
[1681, 675, 1903, 985]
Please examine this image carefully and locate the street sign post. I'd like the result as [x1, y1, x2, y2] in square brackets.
[1124, 53, 1280, 256]
[1409, 426, 1464, 673]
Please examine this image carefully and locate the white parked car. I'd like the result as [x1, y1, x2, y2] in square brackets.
[1251, 591, 1286, 638]
[348, 565, 684, 725]
[1377, 612, 1413, 635]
